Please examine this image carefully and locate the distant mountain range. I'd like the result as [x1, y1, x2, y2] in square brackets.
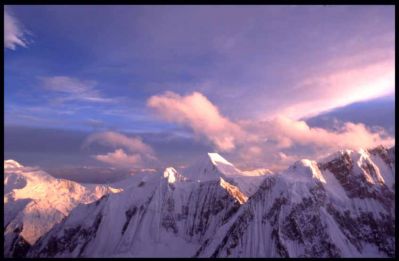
[4, 145, 395, 257]
[4, 160, 121, 257]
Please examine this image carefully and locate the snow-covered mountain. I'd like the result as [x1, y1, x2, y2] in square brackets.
[11, 145, 396, 257]
[181, 153, 270, 197]
[3, 160, 122, 258]
[196, 146, 395, 257]
[27, 153, 253, 257]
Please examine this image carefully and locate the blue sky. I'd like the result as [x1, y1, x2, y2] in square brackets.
[4, 5, 395, 182]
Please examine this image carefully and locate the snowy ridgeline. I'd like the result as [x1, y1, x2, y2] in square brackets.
[4, 145, 396, 257]
[3, 160, 122, 257]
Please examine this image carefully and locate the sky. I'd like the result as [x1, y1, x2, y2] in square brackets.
[4, 5, 395, 183]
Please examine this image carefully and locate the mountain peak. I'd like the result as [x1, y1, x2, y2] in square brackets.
[180, 153, 267, 197]
[207, 153, 233, 166]
[288, 159, 326, 183]
[182, 153, 242, 183]
[163, 167, 186, 184]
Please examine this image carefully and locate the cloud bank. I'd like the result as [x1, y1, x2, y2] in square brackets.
[148, 91, 394, 170]
[243, 116, 394, 150]
[238, 116, 394, 169]
[4, 7, 28, 50]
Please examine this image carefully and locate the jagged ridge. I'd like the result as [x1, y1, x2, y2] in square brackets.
[8, 146, 395, 258]
[3, 160, 122, 258]
[27, 155, 251, 257]
[196, 146, 395, 258]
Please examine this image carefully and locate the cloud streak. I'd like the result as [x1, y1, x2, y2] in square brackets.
[40, 76, 117, 104]
[4, 7, 28, 50]
[147, 91, 245, 151]
[280, 56, 395, 119]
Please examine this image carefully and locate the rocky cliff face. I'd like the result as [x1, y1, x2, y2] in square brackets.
[196, 146, 395, 257]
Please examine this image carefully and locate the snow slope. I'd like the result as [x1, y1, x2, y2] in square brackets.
[27, 154, 250, 257]
[20, 146, 396, 257]
[182, 153, 270, 197]
[3, 160, 122, 257]
[196, 146, 395, 257]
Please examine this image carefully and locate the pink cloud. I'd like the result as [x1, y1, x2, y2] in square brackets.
[147, 91, 244, 151]
[267, 116, 394, 150]
[147, 91, 394, 170]
[4, 7, 28, 50]
[238, 115, 394, 151]
[84, 131, 154, 157]
[279, 56, 394, 119]
[95, 149, 142, 168]
[235, 116, 395, 170]
[85, 131, 157, 168]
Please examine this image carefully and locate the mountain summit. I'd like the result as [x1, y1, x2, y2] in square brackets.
[182, 152, 269, 197]
[182, 152, 241, 182]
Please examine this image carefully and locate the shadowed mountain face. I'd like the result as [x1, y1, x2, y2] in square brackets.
[197, 146, 395, 258]
[17, 146, 395, 258]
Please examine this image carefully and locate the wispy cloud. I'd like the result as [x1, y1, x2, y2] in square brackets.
[4, 7, 29, 50]
[147, 91, 245, 151]
[40, 76, 117, 104]
[280, 55, 395, 119]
